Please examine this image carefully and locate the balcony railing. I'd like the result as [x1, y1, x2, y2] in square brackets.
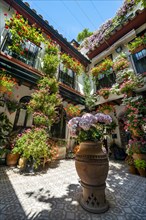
[58, 68, 75, 89]
[0, 31, 41, 69]
[96, 72, 116, 91]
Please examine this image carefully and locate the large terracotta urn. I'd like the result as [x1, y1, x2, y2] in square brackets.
[75, 141, 109, 213]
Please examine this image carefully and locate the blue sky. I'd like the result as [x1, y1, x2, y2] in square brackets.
[26, 0, 123, 42]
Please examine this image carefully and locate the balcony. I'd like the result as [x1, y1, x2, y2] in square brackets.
[0, 31, 41, 70]
[96, 72, 116, 91]
[58, 65, 75, 89]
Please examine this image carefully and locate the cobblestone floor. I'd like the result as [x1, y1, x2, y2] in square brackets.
[0, 159, 146, 220]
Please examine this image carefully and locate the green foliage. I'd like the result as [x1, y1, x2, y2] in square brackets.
[127, 33, 146, 53]
[77, 28, 93, 43]
[5, 12, 45, 54]
[134, 159, 146, 169]
[133, 0, 146, 8]
[12, 128, 57, 168]
[83, 75, 97, 111]
[0, 113, 13, 147]
[77, 126, 102, 143]
[61, 53, 84, 76]
[43, 53, 59, 77]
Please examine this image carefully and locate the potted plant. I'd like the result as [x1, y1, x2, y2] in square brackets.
[5, 12, 44, 54]
[134, 159, 146, 177]
[61, 53, 84, 76]
[97, 103, 115, 114]
[68, 113, 112, 213]
[12, 127, 58, 169]
[127, 33, 146, 54]
[98, 87, 111, 99]
[113, 54, 129, 72]
[120, 79, 137, 95]
[91, 58, 113, 77]
[0, 69, 17, 96]
[125, 155, 137, 174]
[5, 98, 19, 113]
[64, 103, 81, 119]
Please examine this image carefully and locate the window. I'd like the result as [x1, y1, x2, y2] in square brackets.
[58, 64, 75, 88]
[132, 49, 146, 74]
[96, 72, 116, 90]
[13, 96, 32, 130]
[1, 32, 40, 67]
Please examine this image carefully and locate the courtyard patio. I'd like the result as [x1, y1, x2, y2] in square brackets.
[0, 159, 146, 220]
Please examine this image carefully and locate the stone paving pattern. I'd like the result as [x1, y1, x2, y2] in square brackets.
[0, 159, 146, 220]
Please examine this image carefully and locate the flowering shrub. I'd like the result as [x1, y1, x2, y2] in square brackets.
[61, 53, 84, 75]
[127, 33, 146, 53]
[27, 77, 62, 128]
[113, 55, 130, 72]
[68, 113, 112, 143]
[91, 58, 113, 77]
[98, 87, 111, 98]
[0, 69, 17, 95]
[33, 112, 49, 127]
[120, 79, 137, 94]
[123, 95, 146, 137]
[12, 127, 58, 168]
[81, 0, 135, 51]
[5, 12, 44, 54]
[64, 104, 81, 118]
[126, 138, 146, 155]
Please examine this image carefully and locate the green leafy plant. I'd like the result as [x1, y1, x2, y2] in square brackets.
[0, 69, 17, 96]
[42, 44, 60, 77]
[134, 159, 146, 170]
[5, 98, 19, 113]
[91, 58, 113, 77]
[68, 113, 112, 143]
[12, 127, 58, 168]
[98, 87, 111, 99]
[97, 103, 115, 113]
[83, 75, 98, 111]
[27, 77, 62, 129]
[0, 113, 13, 147]
[5, 12, 44, 54]
[61, 53, 84, 75]
[64, 104, 81, 118]
[113, 54, 129, 72]
[127, 33, 146, 53]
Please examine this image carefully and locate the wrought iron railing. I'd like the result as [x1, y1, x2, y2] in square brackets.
[58, 69, 75, 89]
[96, 72, 116, 91]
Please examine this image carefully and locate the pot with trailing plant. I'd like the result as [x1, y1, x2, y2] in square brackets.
[68, 113, 112, 213]
[134, 159, 146, 177]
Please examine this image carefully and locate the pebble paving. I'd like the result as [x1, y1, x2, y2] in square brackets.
[0, 159, 146, 220]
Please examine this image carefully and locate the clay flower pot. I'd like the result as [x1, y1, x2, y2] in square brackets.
[75, 141, 109, 213]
